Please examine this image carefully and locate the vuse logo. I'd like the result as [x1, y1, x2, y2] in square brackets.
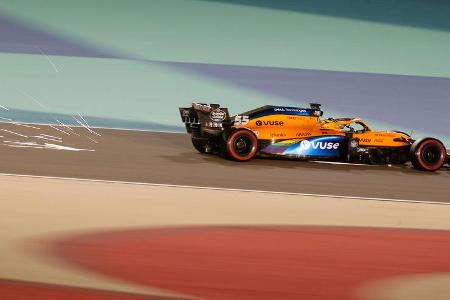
[300, 140, 340, 150]
[255, 120, 284, 126]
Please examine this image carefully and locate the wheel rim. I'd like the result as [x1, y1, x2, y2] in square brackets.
[233, 134, 254, 157]
[420, 143, 443, 166]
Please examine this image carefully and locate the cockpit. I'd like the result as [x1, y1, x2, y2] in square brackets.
[321, 118, 370, 133]
[340, 121, 370, 133]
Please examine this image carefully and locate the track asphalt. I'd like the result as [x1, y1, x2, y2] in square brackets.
[0, 123, 449, 203]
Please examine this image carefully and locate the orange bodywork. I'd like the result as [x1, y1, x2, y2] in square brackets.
[236, 114, 411, 148]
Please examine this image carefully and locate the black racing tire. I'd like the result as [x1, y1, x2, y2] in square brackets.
[410, 138, 446, 171]
[224, 129, 258, 162]
[191, 137, 208, 154]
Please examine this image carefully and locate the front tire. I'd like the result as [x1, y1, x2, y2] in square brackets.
[410, 138, 446, 171]
[224, 129, 258, 161]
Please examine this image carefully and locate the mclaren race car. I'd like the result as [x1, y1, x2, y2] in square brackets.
[179, 103, 449, 171]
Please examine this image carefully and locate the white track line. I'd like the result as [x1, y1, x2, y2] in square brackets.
[2, 142, 94, 152]
[0, 120, 183, 134]
[13, 123, 41, 130]
[55, 119, 73, 130]
[77, 113, 91, 128]
[34, 135, 63, 143]
[84, 135, 99, 144]
[49, 124, 70, 136]
[0, 172, 447, 206]
[73, 116, 101, 136]
[40, 134, 62, 140]
[55, 119, 76, 132]
[55, 120, 81, 136]
[0, 129, 28, 138]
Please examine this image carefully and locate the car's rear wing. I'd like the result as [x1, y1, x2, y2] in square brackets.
[179, 103, 231, 134]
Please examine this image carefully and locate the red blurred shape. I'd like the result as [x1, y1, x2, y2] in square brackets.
[47, 226, 450, 300]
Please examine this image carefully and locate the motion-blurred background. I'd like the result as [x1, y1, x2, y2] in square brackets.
[1, 2, 450, 300]
[0, 0, 449, 142]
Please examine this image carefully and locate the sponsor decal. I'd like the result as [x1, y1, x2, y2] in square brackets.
[296, 132, 312, 137]
[263, 136, 344, 157]
[270, 133, 286, 138]
[252, 107, 314, 118]
[192, 103, 211, 112]
[283, 136, 344, 157]
[374, 139, 384, 143]
[374, 133, 394, 137]
[255, 120, 284, 126]
[273, 108, 307, 113]
[360, 138, 371, 143]
[210, 108, 226, 122]
[299, 140, 340, 150]
[206, 121, 223, 128]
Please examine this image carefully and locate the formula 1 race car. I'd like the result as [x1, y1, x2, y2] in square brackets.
[179, 103, 449, 171]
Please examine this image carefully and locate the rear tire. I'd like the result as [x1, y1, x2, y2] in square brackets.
[191, 137, 208, 153]
[410, 138, 446, 171]
[224, 129, 258, 161]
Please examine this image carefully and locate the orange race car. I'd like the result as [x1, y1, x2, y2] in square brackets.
[179, 103, 449, 171]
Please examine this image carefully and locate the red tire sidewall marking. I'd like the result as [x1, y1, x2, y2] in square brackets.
[227, 130, 257, 161]
[415, 139, 445, 171]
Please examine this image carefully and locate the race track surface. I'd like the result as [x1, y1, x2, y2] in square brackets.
[0, 123, 449, 202]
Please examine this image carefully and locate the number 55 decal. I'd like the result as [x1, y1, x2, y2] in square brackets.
[234, 115, 249, 125]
